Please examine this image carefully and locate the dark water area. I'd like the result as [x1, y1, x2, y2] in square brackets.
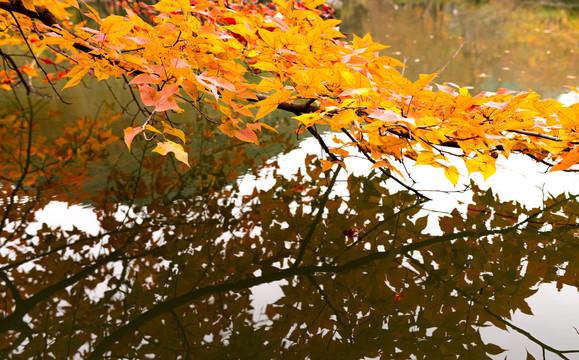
[1, 1, 579, 359]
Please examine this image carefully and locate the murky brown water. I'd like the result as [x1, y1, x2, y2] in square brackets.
[339, 0, 579, 98]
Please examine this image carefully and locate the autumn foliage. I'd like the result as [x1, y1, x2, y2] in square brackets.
[1, 0, 579, 191]
[2, 1, 579, 357]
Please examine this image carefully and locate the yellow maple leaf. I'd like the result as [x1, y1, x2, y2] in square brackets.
[550, 147, 579, 172]
[303, 0, 326, 9]
[145, 124, 162, 135]
[412, 72, 437, 93]
[218, 122, 236, 137]
[225, 24, 255, 41]
[465, 154, 496, 179]
[153, 0, 193, 13]
[444, 165, 459, 186]
[370, 159, 405, 178]
[414, 152, 445, 166]
[162, 121, 186, 143]
[100, 15, 132, 38]
[152, 140, 190, 167]
[62, 66, 90, 90]
[21, 0, 37, 12]
[252, 62, 280, 72]
[328, 109, 357, 131]
[254, 90, 293, 120]
[292, 113, 322, 127]
[258, 29, 281, 49]
[329, 148, 349, 157]
[319, 159, 346, 171]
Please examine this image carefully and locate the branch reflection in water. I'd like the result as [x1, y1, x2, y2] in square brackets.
[1, 99, 578, 359]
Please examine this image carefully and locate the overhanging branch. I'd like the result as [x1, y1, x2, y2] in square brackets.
[0, 1, 58, 26]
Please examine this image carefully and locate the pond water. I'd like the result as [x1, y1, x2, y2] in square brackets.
[339, 0, 579, 98]
[1, 1, 579, 359]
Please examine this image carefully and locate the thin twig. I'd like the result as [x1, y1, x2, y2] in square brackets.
[507, 129, 560, 142]
[307, 126, 339, 162]
[438, 41, 465, 76]
[341, 129, 431, 200]
[291, 166, 341, 269]
[175, 95, 218, 124]
[0, 47, 30, 94]
[8, 11, 70, 104]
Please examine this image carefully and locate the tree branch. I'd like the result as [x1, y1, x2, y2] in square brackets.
[0, 1, 58, 26]
[483, 307, 577, 359]
[0, 47, 31, 94]
[85, 216, 536, 359]
[292, 165, 340, 269]
[341, 128, 431, 200]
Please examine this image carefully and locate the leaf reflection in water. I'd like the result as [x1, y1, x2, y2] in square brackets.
[245, 131, 579, 359]
[480, 283, 579, 360]
[1, 104, 579, 359]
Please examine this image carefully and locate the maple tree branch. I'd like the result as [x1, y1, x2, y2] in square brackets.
[103, 78, 139, 117]
[403, 221, 579, 358]
[0, 331, 31, 357]
[170, 310, 193, 358]
[7, 10, 70, 104]
[0, 245, 128, 333]
[2, 0, 136, 92]
[251, 95, 346, 164]
[253, 94, 434, 200]
[350, 201, 423, 250]
[0, 270, 24, 305]
[307, 126, 340, 162]
[306, 275, 351, 332]
[517, 150, 579, 173]
[483, 307, 576, 359]
[254, 94, 320, 115]
[294, 300, 328, 343]
[438, 41, 465, 76]
[506, 129, 561, 142]
[87, 219, 530, 359]
[0, 1, 58, 26]
[43, 43, 78, 63]
[253, 97, 429, 200]
[341, 129, 431, 200]
[0, 99, 34, 243]
[122, 73, 151, 118]
[0, 47, 30, 94]
[291, 166, 340, 270]
[175, 94, 218, 124]
[406, 247, 578, 358]
[0, 223, 164, 271]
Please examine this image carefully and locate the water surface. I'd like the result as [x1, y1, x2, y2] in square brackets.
[1, 1, 579, 359]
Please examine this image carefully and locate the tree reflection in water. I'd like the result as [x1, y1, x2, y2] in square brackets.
[1, 104, 578, 359]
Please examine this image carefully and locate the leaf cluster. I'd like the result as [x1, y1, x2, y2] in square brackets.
[1, 0, 578, 186]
